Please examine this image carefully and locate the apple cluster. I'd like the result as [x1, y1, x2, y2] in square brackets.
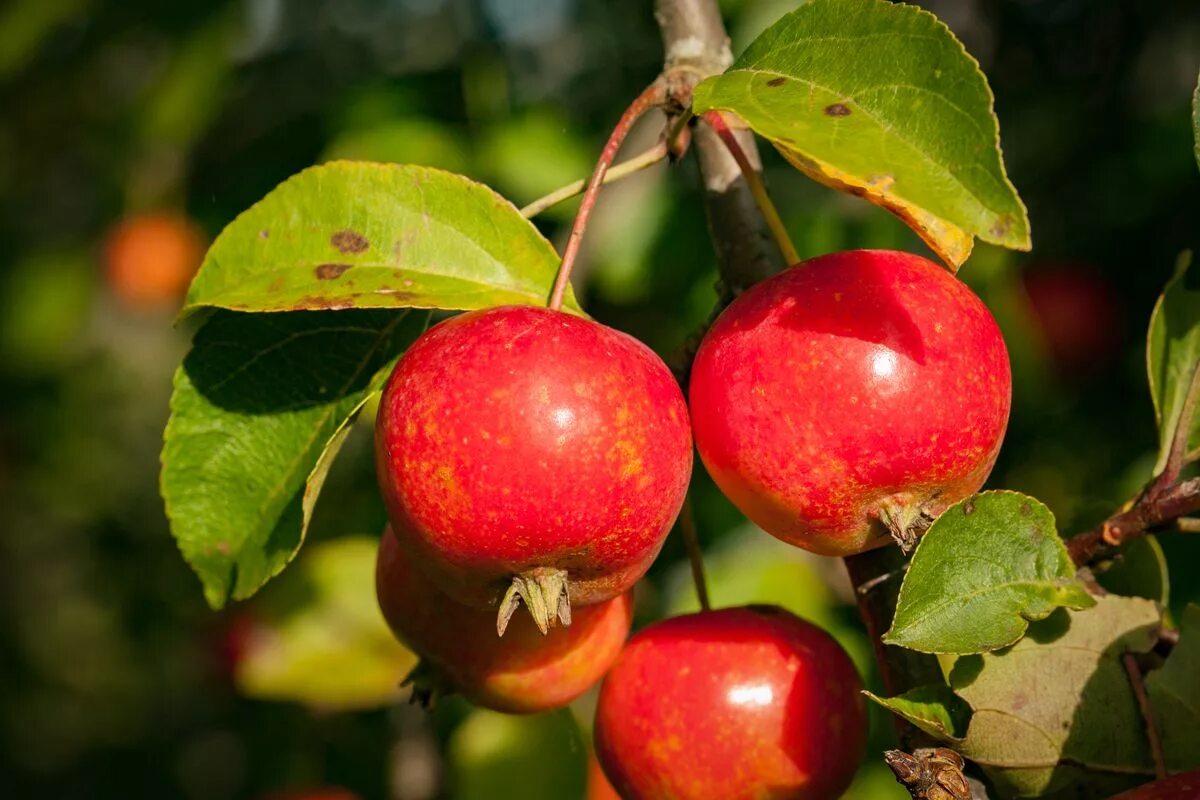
[373, 249, 1012, 799]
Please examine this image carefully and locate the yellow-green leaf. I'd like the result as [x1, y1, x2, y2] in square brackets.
[692, 0, 1030, 268]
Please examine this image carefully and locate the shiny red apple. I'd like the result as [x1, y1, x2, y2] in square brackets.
[376, 304, 691, 632]
[376, 530, 632, 714]
[594, 605, 867, 800]
[689, 249, 1011, 556]
[1108, 771, 1200, 799]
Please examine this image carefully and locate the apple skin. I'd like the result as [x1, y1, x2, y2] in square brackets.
[594, 605, 867, 800]
[1108, 771, 1200, 799]
[104, 212, 205, 308]
[689, 249, 1011, 556]
[375, 530, 633, 714]
[376, 304, 692, 610]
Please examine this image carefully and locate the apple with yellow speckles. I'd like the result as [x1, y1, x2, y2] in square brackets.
[375, 530, 632, 713]
[375, 304, 691, 634]
[594, 605, 867, 800]
[688, 249, 1011, 556]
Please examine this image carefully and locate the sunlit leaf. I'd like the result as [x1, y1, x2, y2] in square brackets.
[161, 309, 428, 608]
[1146, 253, 1200, 476]
[184, 162, 579, 316]
[951, 596, 1161, 798]
[1147, 604, 1200, 773]
[235, 537, 418, 711]
[885, 492, 1095, 654]
[864, 684, 970, 741]
[692, 0, 1030, 268]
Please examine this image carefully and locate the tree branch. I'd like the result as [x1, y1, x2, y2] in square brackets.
[1067, 477, 1200, 565]
[655, 0, 783, 301]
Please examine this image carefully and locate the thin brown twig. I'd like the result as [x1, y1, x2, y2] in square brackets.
[520, 141, 670, 219]
[1066, 477, 1200, 564]
[1122, 652, 1167, 780]
[678, 492, 711, 611]
[701, 110, 800, 265]
[548, 82, 667, 311]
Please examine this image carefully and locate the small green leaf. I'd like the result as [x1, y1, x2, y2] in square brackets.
[864, 684, 970, 741]
[1146, 253, 1200, 476]
[235, 536, 418, 711]
[161, 308, 429, 608]
[951, 596, 1162, 798]
[184, 161, 579, 316]
[1147, 603, 1200, 773]
[692, 0, 1029, 268]
[884, 491, 1095, 654]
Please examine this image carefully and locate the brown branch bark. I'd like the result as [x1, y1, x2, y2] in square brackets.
[1067, 477, 1200, 565]
[655, 0, 784, 300]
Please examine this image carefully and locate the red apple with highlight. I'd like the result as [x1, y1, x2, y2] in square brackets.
[689, 250, 1011, 555]
[376, 304, 691, 633]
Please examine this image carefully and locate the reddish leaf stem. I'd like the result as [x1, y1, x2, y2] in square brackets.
[548, 82, 667, 311]
[700, 110, 800, 266]
[1151, 362, 1200, 495]
[1122, 652, 1166, 780]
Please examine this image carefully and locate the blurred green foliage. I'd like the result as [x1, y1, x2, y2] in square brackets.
[1, 1, 1198, 798]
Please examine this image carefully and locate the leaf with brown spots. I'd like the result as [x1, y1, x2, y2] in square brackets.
[884, 491, 1095, 655]
[183, 162, 580, 316]
[691, 0, 1030, 269]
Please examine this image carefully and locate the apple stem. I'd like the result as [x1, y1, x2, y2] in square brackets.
[1122, 652, 1167, 780]
[521, 141, 670, 219]
[700, 110, 800, 266]
[548, 82, 668, 311]
[496, 567, 571, 636]
[678, 492, 711, 611]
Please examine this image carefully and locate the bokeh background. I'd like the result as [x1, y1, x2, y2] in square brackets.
[2, 0, 1199, 797]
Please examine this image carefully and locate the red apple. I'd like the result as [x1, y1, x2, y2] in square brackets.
[594, 605, 867, 800]
[587, 750, 622, 800]
[1109, 771, 1200, 799]
[1022, 264, 1123, 378]
[688, 249, 1011, 556]
[104, 212, 205, 308]
[375, 304, 691, 632]
[376, 530, 633, 714]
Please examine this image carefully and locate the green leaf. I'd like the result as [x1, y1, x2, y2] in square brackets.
[161, 308, 429, 608]
[692, 0, 1030, 268]
[864, 684, 970, 741]
[952, 596, 1162, 798]
[1147, 603, 1200, 773]
[1193, 68, 1199, 171]
[183, 162, 579, 316]
[884, 492, 1096, 654]
[1094, 535, 1170, 606]
[447, 709, 587, 800]
[235, 536, 418, 711]
[1146, 253, 1200, 476]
